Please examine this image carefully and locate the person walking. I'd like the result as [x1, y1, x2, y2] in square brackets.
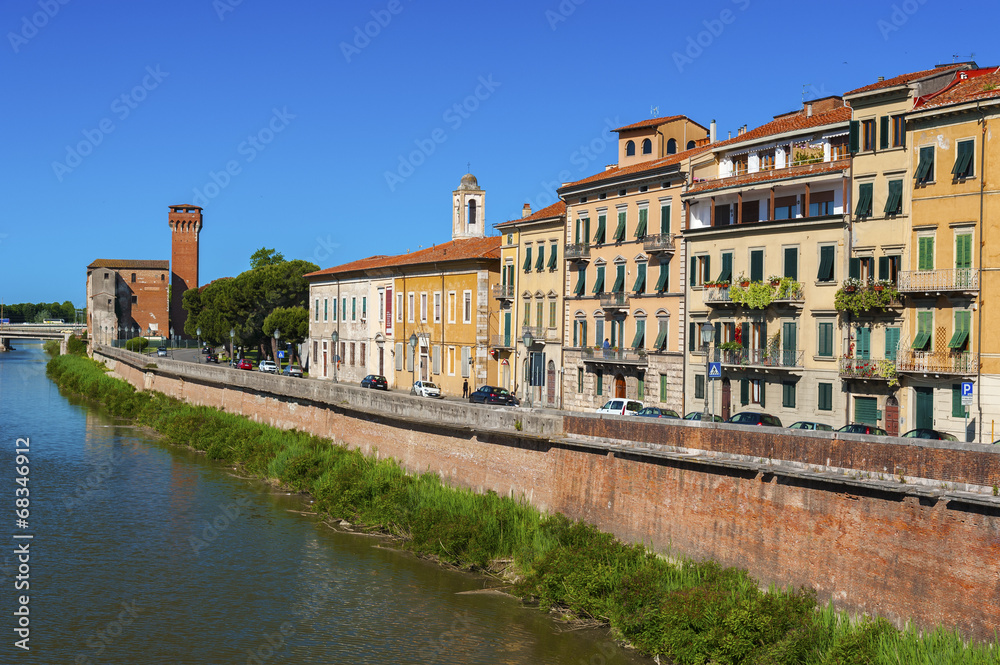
[462, 379, 469, 398]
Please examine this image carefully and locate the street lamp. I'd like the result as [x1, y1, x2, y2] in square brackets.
[196, 327, 202, 362]
[230, 328, 235, 367]
[522, 330, 533, 405]
[274, 328, 281, 373]
[408, 332, 418, 388]
[701, 323, 716, 419]
[331, 330, 339, 382]
[169, 327, 174, 359]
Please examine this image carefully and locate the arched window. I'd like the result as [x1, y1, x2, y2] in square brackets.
[625, 140, 635, 156]
[641, 139, 652, 154]
[468, 199, 477, 225]
[687, 140, 697, 150]
[666, 138, 677, 154]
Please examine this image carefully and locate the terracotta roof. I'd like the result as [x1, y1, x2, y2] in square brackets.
[561, 145, 709, 190]
[686, 158, 849, 195]
[305, 237, 500, 278]
[844, 64, 967, 96]
[612, 115, 687, 132]
[495, 201, 566, 228]
[915, 68, 1000, 110]
[709, 106, 851, 152]
[88, 259, 169, 270]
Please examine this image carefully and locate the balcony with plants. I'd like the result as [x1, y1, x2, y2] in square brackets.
[833, 279, 902, 316]
[703, 275, 803, 309]
[838, 356, 899, 387]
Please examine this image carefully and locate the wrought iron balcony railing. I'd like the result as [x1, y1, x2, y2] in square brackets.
[719, 347, 804, 369]
[642, 233, 676, 254]
[897, 269, 979, 293]
[599, 292, 630, 309]
[896, 350, 977, 375]
[581, 347, 649, 365]
[490, 334, 514, 349]
[491, 284, 515, 300]
[702, 284, 805, 307]
[838, 356, 897, 381]
[564, 243, 591, 261]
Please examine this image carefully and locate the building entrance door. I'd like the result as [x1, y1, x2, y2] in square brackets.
[378, 347, 384, 376]
[546, 361, 556, 405]
[915, 387, 933, 430]
[614, 374, 626, 398]
[721, 378, 731, 421]
[502, 362, 510, 391]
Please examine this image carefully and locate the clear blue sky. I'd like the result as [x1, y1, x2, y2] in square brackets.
[2, 0, 995, 307]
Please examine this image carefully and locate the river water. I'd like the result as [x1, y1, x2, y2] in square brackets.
[0, 343, 647, 664]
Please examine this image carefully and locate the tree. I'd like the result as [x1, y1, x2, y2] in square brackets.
[249, 247, 285, 270]
[263, 307, 308, 362]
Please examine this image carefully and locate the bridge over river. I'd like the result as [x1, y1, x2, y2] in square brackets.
[0, 322, 87, 353]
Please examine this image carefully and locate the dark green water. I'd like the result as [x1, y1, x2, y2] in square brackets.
[0, 344, 647, 664]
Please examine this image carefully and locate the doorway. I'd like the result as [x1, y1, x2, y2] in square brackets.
[546, 360, 556, 405]
[378, 347, 384, 376]
[614, 374, 626, 398]
[721, 378, 731, 421]
[914, 387, 933, 430]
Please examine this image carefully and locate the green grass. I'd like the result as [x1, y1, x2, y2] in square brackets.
[47, 353, 1000, 663]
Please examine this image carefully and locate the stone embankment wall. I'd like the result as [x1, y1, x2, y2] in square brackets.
[94, 347, 1000, 640]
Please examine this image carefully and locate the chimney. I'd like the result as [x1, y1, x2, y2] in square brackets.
[728, 131, 732, 140]
[710, 119, 717, 143]
[877, 76, 885, 82]
[521, 203, 532, 218]
[806, 102, 813, 117]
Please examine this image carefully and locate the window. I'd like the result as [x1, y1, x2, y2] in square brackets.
[633, 263, 647, 294]
[461, 347, 470, 378]
[317, 299, 321, 322]
[463, 290, 472, 324]
[387, 288, 394, 331]
[507, 233, 513, 245]
[740, 378, 763, 406]
[654, 260, 669, 293]
[131, 295, 137, 304]
[405, 342, 413, 372]
[660, 374, 668, 402]
[855, 326, 871, 360]
[948, 310, 971, 351]
[915, 146, 934, 184]
[690, 255, 710, 287]
[350, 342, 356, 366]
[549, 301, 557, 328]
[592, 265, 606, 294]
[577, 368, 584, 393]
[637, 376, 645, 400]
[653, 317, 669, 351]
[659, 203, 671, 235]
[448, 346, 455, 375]
[342, 298, 347, 321]
[613, 210, 627, 242]
[632, 319, 646, 349]
[817, 245, 835, 282]
[912, 311, 932, 351]
[666, 138, 677, 154]
[131, 272, 136, 283]
[879, 115, 890, 150]
[862, 119, 875, 151]
[952, 384, 967, 418]
[917, 236, 935, 271]
[855, 183, 873, 217]
[818, 383, 833, 411]
[809, 191, 834, 217]
[432, 345, 440, 375]
[783, 247, 798, 280]
[396, 293, 403, 323]
[635, 208, 648, 239]
[625, 140, 635, 156]
[774, 195, 796, 220]
[749, 249, 764, 282]
[362, 297, 367, 320]
[817, 321, 834, 357]
[782, 382, 796, 408]
[351, 297, 357, 321]
[574, 266, 587, 296]
[407, 293, 414, 323]
[892, 115, 906, 148]
[953, 139, 975, 179]
[716, 252, 733, 283]
[535, 244, 545, 272]
[694, 374, 705, 399]
[523, 246, 532, 272]
[848, 256, 874, 282]
[885, 327, 900, 361]
[448, 292, 456, 323]
[596, 370, 603, 396]
[434, 292, 441, 323]
[610, 264, 625, 294]
[641, 138, 652, 154]
[395, 342, 404, 371]
[547, 244, 558, 270]
[378, 291, 384, 322]
[595, 319, 604, 348]
[536, 301, 543, 329]
[760, 151, 775, 170]
[884, 180, 902, 215]
[878, 255, 901, 283]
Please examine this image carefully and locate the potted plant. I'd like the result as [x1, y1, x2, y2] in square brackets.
[768, 274, 781, 287]
[737, 272, 750, 287]
[842, 277, 861, 293]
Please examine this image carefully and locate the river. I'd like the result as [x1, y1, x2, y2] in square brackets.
[0, 343, 647, 664]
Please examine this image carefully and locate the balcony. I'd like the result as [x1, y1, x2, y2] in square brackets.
[491, 284, 514, 300]
[564, 243, 591, 261]
[581, 347, 649, 366]
[838, 356, 898, 382]
[599, 292, 630, 310]
[490, 334, 514, 350]
[897, 269, 979, 295]
[896, 350, 977, 376]
[642, 233, 676, 254]
[702, 282, 804, 309]
[719, 347, 803, 370]
[688, 157, 851, 196]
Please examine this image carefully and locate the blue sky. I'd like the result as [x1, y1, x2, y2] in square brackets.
[2, 0, 996, 307]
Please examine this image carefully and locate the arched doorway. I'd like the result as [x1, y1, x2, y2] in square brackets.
[614, 374, 626, 398]
[885, 394, 899, 437]
[546, 360, 556, 405]
[721, 378, 731, 421]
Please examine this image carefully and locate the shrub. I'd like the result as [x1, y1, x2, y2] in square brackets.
[125, 336, 149, 352]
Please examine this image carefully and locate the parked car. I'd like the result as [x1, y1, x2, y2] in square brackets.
[282, 363, 303, 378]
[636, 406, 681, 419]
[236, 358, 253, 370]
[595, 399, 643, 416]
[726, 411, 783, 427]
[788, 421, 833, 431]
[205, 352, 219, 363]
[411, 380, 441, 398]
[201, 347, 211, 355]
[360, 374, 388, 390]
[258, 360, 278, 374]
[156, 346, 168, 357]
[837, 423, 888, 436]
[683, 411, 724, 422]
[901, 428, 958, 441]
[469, 386, 519, 406]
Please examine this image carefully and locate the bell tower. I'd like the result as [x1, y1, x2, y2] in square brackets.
[452, 173, 485, 240]
[168, 204, 203, 339]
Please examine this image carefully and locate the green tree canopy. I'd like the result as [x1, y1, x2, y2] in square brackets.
[249, 247, 285, 270]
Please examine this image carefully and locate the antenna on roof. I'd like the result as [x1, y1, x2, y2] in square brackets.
[801, 83, 812, 102]
[952, 53, 975, 63]
[650, 106, 658, 117]
[467, 161, 471, 173]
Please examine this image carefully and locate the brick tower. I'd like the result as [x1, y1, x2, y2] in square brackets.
[168, 204, 203, 339]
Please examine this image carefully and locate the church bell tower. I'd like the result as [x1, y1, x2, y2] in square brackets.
[452, 173, 485, 240]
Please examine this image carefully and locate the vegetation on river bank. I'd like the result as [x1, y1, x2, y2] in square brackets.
[46, 353, 1000, 665]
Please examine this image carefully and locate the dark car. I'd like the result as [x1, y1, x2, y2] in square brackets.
[360, 374, 388, 390]
[683, 411, 724, 422]
[901, 428, 958, 441]
[469, 386, 519, 406]
[201, 347, 211, 355]
[236, 358, 253, 370]
[788, 421, 833, 431]
[636, 406, 681, 419]
[837, 423, 888, 436]
[205, 352, 219, 363]
[726, 411, 783, 427]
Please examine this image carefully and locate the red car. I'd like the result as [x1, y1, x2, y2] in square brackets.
[236, 358, 253, 370]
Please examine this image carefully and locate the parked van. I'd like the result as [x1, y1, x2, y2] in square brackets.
[595, 399, 643, 416]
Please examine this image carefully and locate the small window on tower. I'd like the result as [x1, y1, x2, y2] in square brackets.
[131, 273, 136, 283]
[468, 199, 477, 225]
[161, 274, 165, 281]
[104, 272, 109, 279]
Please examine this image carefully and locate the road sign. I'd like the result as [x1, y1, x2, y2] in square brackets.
[278, 350, 285, 359]
[962, 381, 974, 406]
[708, 362, 722, 379]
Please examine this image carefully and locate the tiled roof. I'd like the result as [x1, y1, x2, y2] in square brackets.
[495, 201, 566, 229]
[709, 106, 851, 151]
[612, 115, 686, 132]
[686, 159, 850, 195]
[844, 64, 966, 96]
[916, 68, 1000, 110]
[562, 145, 709, 190]
[305, 237, 500, 279]
[88, 259, 169, 270]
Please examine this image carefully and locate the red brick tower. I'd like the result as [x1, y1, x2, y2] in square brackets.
[168, 204, 203, 339]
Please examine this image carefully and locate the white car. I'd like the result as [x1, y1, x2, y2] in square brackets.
[411, 380, 442, 398]
[595, 399, 643, 416]
[258, 360, 278, 373]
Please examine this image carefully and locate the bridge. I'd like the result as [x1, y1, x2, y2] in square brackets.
[0, 323, 88, 354]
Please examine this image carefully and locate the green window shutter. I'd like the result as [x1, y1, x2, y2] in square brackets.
[948, 311, 971, 349]
[855, 397, 877, 425]
[583, 218, 590, 242]
[918, 237, 934, 271]
[594, 215, 606, 244]
[581, 321, 588, 347]
[535, 245, 545, 271]
[718, 253, 733, 282]
[953, 141, 974, 177]
[660, 204, 671, 234]
[758, 380, 766, 408]
[884, 180, 902, 214]
[818, 321, 833, 357]
[635, 208, 648, 238]
[878, 256, 889, 281]
[690, 256, 697, 286]
[912, 311, 932, 350]
[695, 374, 705, 399]
[523, 247, 532, 272]
[547, 245, 558, 270]
[574, 219, 581, 245]
[654, 263, 668, 292]
[782, 382, 796, 408]
[856, 326, 870, 360]
[660, 374, 667, 402]
[784, 247, 798, 280]
[885, 327, 900, 361]
[632, 263, 647, 294]
[592, 266, 605, 294]
[631, 320, 645, 349]
[572, 322, 578, 348]
[818, 383, 832, 411]
[952, 384, 964, 417]
[638, 378, 644, 401]
[653, 329, 667, 351]
[613, 212, 627, 242]
[849, 120, 859, 153]
[741, 322, 750, 349]
[612, 265, 625, 293]
[740, 378, 749, 405]
[817, 246, 835, 281]
[956, 234, 972, 270]
[849, 257, 860, 280]
[689, 322, 695, 352]
[596, 371, 603, 396]
[855, 183, 873, 216]
[574, 267, 586, 296]
[916, 146, 934, 182]
[703, 256, 711, 284]
[879, 116, 890, 150]
[750, 250, 764, 282]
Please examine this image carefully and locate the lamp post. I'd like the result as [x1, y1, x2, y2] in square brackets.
[230, 328, 235, 367]
[169, 327, 174, 359]
[701, 324, 716, 419]
[408, 332, 418, 389]
[196, 327, 202, 362]
[273, 328, 281, 373]
[331, 330, 339, 382]
[522, 330, 533, 406]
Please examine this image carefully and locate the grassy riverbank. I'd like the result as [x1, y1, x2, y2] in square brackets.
[47, 353, 999, 664]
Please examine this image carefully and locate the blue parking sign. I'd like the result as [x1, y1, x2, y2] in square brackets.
[961, 381, 973, 397]
[708, 362, 722, 379]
